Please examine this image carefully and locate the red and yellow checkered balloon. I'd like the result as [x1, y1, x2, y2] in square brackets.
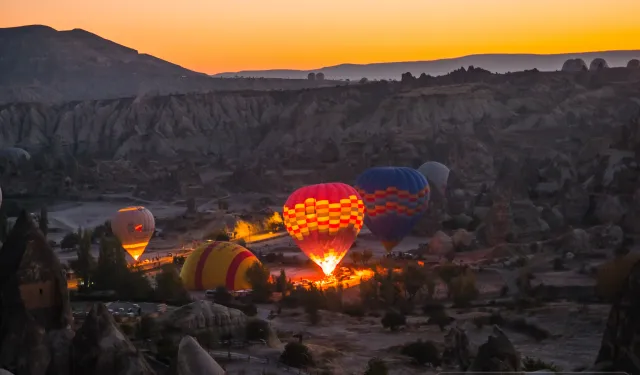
[283, 183, 365, 275]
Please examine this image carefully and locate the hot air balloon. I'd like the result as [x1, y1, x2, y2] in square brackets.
[110, 206, 155, 261]
[180, 241, 262, 291]
[283, 183, 365, 276]
[355, 167, 430, 252]
[417, 161, 450, 199]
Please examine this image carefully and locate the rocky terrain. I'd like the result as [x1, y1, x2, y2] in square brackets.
[2, 211, 640, 375]
[214, 50, 640, 80]
[1, 65, 639, 200]
[0, 25, 342, 104]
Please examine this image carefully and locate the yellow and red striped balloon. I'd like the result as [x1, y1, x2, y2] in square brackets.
[283, 183, 365, 276]
[180, 241, 261, 291]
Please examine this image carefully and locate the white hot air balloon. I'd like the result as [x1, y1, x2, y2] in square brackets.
[417, 161, 450, 199]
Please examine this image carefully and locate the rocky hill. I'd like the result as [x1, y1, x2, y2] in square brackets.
[0, 67, 639, 199]
[0, 25, 342, 104]
[214, 50, 640, 80]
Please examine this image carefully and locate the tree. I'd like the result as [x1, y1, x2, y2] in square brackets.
[61, 231, 80, 249]
[349, 251, 362, 265]
[400, 265, 429, 301]
[155, 264, 192, 305]
[450, 271, 479, 308]
[280, 342, 315, 368]
[93, 235, 154, 300]
[437, 262, 463, 297]
[274, 269, 289, 293]
[381, 310, 406, 331]
[364, 358, 388, 375]
[302, 284, 325, 325]
[69, 229, 96, 290]
[139, 314, 160, 340]
[0, 211, 8, 243]
[38, 206, 48, 237]
[245, 262, 272, 302]
[245, 319, 270, 341]
[362, 249, 373, 265]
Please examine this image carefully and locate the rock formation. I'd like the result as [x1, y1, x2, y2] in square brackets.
[593, 257, 640, 373]
[467, 325, 521, 373]
[590, 58, 610, 71]
[177, 336, 225, 375]
[71, 303, 155, 375]
[561, 58, 588, 72]
[1, 67, 640, 196]
[157, 301, 248, 351]
[0, 210, 74, 375]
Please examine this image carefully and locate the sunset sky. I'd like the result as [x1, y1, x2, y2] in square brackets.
[3, 0, 640, 74]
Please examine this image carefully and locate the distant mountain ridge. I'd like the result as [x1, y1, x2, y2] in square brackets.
[0, 25, 341, 104]
[213, 50, 640, 80]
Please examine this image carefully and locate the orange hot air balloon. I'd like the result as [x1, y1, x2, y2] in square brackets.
[110, 206, 155, 261]
[283, 183, 365, 276]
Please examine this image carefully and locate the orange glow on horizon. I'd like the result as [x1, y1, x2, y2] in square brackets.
[2, 0, 640, 74]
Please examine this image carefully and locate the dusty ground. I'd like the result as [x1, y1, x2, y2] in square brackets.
[253, 301, 608, 375]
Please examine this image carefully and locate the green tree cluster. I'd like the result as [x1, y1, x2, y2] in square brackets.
[68, 228, 190, 303]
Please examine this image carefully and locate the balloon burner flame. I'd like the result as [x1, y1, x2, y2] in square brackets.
[308, 251, 345, 276]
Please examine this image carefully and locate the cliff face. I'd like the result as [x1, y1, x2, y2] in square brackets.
[0, 69, 639, 193]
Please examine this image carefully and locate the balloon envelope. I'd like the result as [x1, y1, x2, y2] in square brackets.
[180, 241, 261, 291]
[355, 167, 430, 252]
[283, 183, 365, 276]
[110, 206, 155, 261]
[417, 161, 450, 198]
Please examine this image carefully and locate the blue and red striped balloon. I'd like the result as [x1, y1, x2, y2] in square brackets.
[355, 167, 430, 252]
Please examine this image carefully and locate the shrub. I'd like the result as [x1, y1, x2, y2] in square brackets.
[552, 257, 565, 271]
[400, 340, 441, 366]
[246, 319, 270, 341]
[119, 323, 136, 337]
[381, 310, 406, 331]
[139, 315, 159, 339]
[522, 356, 561, 372]
[450, 271, 479, 307]
[280, 342, 315, 368]
[364, 358, 388, 375]
[422, 300, 445, 317]
[426, 310, 455, 331]
[507, 317, 550, 340]
[342, 303, 366, 317]
[60, 232, 80, 249]
[215, 232, 231, 241]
